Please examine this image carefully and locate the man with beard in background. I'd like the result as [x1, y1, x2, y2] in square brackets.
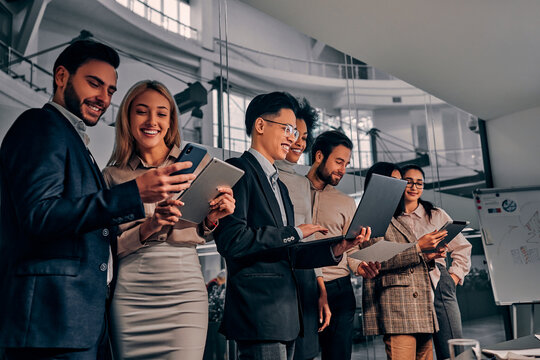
[306, 130, 380, 360]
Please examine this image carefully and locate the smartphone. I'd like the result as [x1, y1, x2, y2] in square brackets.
[171, 143, 208, 176]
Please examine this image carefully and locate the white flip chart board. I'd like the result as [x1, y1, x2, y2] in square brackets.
[474, 186, 540, 305]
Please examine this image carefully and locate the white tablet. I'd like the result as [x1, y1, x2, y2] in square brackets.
[175, 158, 244, 223]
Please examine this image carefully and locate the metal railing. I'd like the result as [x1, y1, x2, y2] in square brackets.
[214, 39, 396, 80]
[374, 148, 483, 168]
[0, 39, 53, 95]
[115, 0, 198, 40]
[0, 39, 120, 126]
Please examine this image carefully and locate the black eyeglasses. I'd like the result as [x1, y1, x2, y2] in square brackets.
[260, 118, 299, 141]
[404, 178, 424, 189]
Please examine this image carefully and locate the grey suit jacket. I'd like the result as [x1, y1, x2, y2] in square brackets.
[362, 217, 438, 336]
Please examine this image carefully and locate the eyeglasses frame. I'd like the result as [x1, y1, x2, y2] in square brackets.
[403, 178, 425, 189]
[259, 117, 299, 141]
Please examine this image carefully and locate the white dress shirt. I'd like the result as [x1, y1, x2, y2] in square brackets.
[398, 203, 472, 288]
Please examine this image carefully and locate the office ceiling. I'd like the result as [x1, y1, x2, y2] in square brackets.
[241, 0, 540, 120]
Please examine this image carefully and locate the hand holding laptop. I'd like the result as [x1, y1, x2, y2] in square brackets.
[332, 226, 372, 257]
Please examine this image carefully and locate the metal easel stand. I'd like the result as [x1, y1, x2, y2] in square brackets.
[511, 303, 537, 339]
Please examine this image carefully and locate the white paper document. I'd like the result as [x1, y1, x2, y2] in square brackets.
[349, 240, 415, 263]
[482, 348, 540, 359]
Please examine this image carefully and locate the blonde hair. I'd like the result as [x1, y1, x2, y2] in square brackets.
[107, 80, 181, 167]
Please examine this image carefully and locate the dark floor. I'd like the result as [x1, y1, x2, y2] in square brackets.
[316, 314, 507, 360]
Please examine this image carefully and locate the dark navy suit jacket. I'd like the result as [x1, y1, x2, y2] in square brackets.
[0, 104, 145, 348]
[213, 151, 340, 342]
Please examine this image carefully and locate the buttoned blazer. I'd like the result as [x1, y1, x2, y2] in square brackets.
[362, 217, 438, 336]
[0, 104, 145, 348]
[213, 151, 339, 341]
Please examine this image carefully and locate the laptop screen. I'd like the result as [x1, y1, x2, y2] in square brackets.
[345, 174, 407, 239]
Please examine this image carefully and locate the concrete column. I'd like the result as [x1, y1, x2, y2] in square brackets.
[14, 0, 51, 56]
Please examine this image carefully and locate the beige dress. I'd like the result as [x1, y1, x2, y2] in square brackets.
[103, 146, 212, 360]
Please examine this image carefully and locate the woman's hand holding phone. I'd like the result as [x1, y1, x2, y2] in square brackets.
[135, 162, 195, 203]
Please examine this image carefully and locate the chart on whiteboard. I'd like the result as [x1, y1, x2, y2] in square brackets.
[475, 187, 540, 305]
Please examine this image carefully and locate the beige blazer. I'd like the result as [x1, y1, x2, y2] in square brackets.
[362, 218, 438, 336]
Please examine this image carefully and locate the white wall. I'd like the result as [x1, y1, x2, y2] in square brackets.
[487, 106, 540, 188]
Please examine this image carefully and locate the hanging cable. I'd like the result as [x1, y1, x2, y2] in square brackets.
[217, 0, 226, 160]
[429, 94, 443, 206]
[424, 94, 437, 204]
[376, 129, 419, 149]
[349, 55, 361, 193]
[374, 129, 481, 173]
[224, 0, 232, 158]
[377, 136, 398, 163]
[343, 53, 358, 194]
[425, 93, 443, 206]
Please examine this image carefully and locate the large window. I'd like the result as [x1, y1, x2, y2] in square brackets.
[115, 0, 195, 39]
[314, 110, 373, 170]
[212, 91, 252, 154]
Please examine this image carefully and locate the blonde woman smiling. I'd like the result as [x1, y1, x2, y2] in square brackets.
[103, 80, 235, 360]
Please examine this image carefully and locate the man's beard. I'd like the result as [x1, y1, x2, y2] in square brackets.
[64, 80, 100, 126]
[316, 160, 341, 186]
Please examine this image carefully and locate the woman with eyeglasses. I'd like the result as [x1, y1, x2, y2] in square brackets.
[362, 162, 447, 360]
[398, 164, 472, 360]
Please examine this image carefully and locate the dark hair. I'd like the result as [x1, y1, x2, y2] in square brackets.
[400, 164, 435, 220]
[53, 40, 120, 92]
[310, 130, 353, 163]
[364, 162, 404, 218]
[244, 92, 299, 136]
[296, 98, 319, 151]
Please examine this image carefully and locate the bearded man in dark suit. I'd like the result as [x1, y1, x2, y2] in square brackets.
[0, 40, 195, 360]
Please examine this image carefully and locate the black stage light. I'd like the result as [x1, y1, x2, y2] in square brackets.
[174, 81, 208, 114]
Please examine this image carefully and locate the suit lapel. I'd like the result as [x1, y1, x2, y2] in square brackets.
[44, 104, 105, 190]
[243, 152, 283, 226]
[391, 217, 417, 243]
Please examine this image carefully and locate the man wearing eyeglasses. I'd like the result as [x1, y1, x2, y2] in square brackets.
[213, 92, 371, 360]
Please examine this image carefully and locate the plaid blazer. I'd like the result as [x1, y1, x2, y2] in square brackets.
[362, 218, 438, 336]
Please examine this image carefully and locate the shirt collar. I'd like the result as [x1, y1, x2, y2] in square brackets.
[307, 177, 333, 192]
[128, 144, 181, 170]
[49, 101, 90, 147]
[404, 202, 426, 218]
[248, 148, 278, 180]
[275, 159, 296, 175]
